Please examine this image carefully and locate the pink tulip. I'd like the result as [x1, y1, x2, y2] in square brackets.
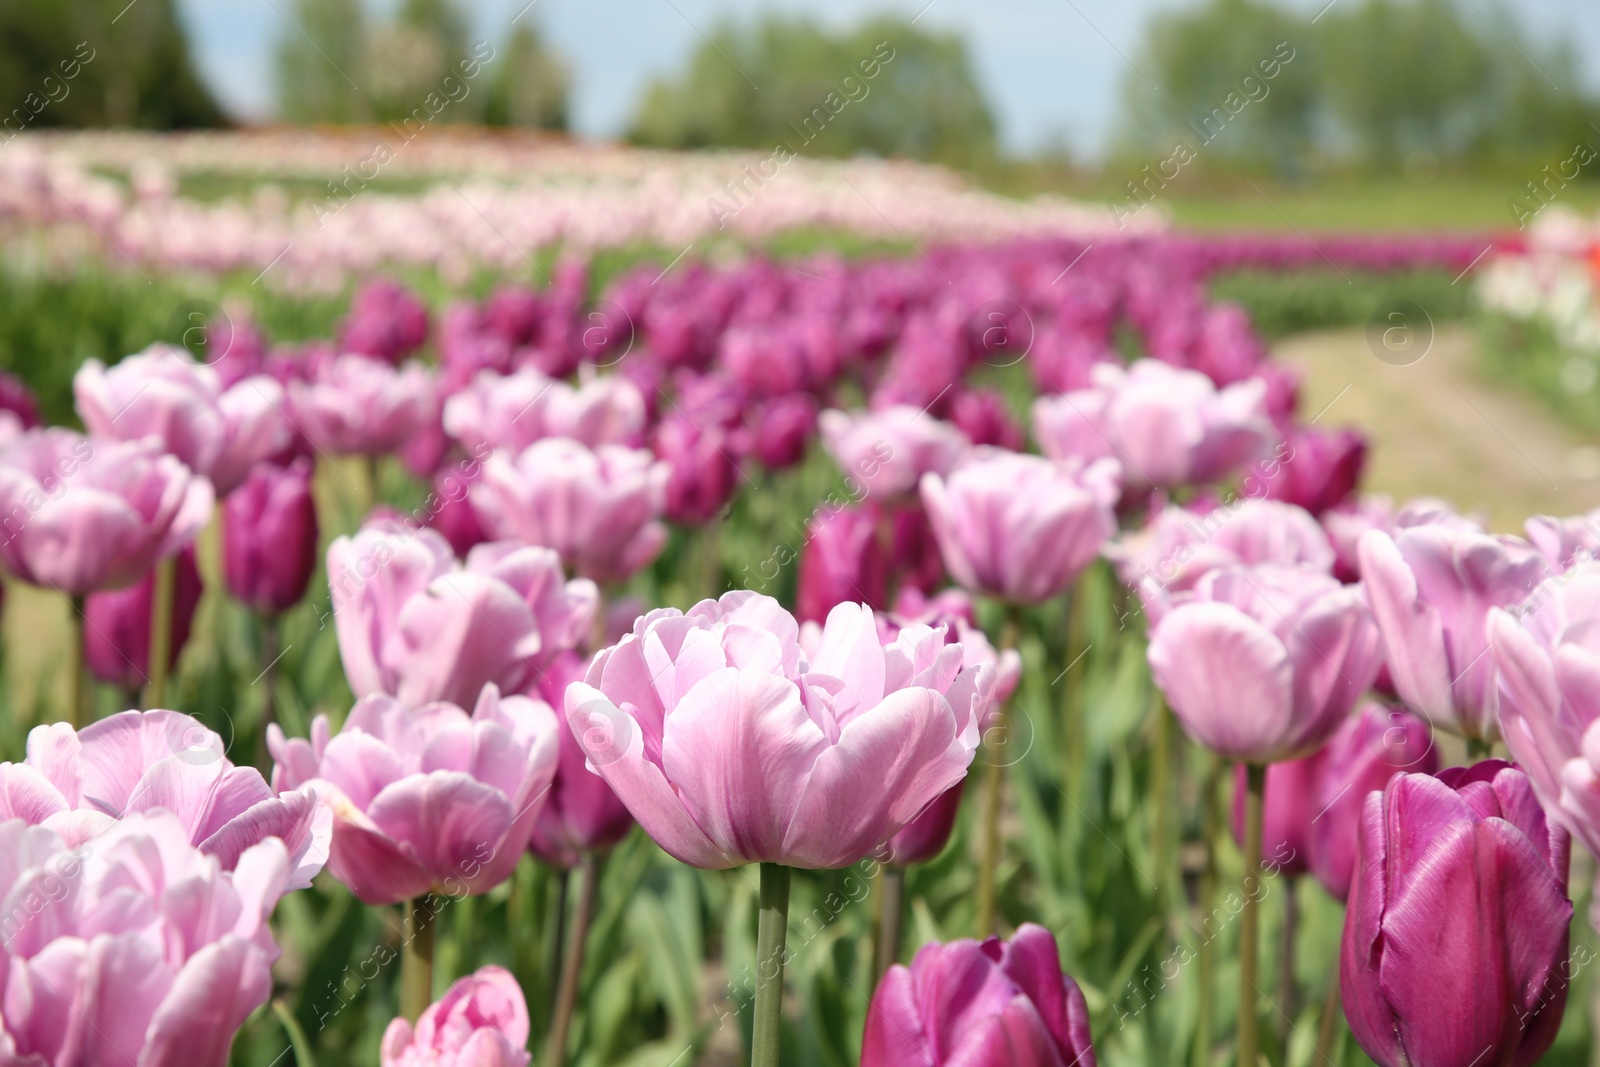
[328, 520, 597, 709]
[289, 354, 437, 456]
[1260, 426, 1367, 516]
[0, 708, 329, 888]
[471, 438, 669, 583]
[0, 812, 297, 1067]
[1108, 498, 1334, 620]
[1342, 762, 1570, 1067]
[921, 451, 1120, 604]
[818, 405, 969, 500]
[75, 344, 291, 496]
[1524, 507, 1600, 571]
[564, 594, 996, 869]
[1230, 757, 1315, 879]
[1305, 704, 1437, 901]
[1032, 359, 1271, 491]
[796, 503, 886, 624]
[863, 923, 1097, 1067]
[1490, 560, 1600, 860]
[0, 429, 213, 594]
[1321, 496, 1473, 583]
[1148, 564, 1382, 762]
[223, 458, 318, 615]
[84, 545, 203, 689]
[1361, 525, 1548, 743]
[443, 368, 647, 455]
[269, 685, 558, 904]
[526, 652, 634, 868]
[382, 965, 531, 1067]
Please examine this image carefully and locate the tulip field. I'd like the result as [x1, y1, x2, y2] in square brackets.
[3, 130, 1600, 1067]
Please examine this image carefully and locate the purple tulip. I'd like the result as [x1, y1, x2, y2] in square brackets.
[796, 503, 887, 625]
[1361, 525, 1548, 743]
[747, 393, 817, 470]
[1305, 703, 1437, 901]
[947, 389, 1025, 451]
[1260, 426, 1367, 516]
[0, 709, 330, 888]
[84, 545, 203, 689]
[526, 652, 634, 869]
[205, 315, 268, 388]
[0, 811, 298, 1066]
[1032, 360, 1271, 492]
[889, 504, 948, 597]
[75, 344, 291, 496]
[654, 414, 742, 525]
[340, 278, 430, 364]
[1148, 564, 1381, 762]
[1231, 757, 1315, 879]
[427, 467, 491, 557]
[564, 594, 996, 869]
[921, 451, 1120, 604]
[289, 355, 437, 456]
[223, 458, 318, 615]
[863, 923, 1097, 1067]
[0, 429, 213, 595]
[1490, 560, 1600, 860]
[471, 438, 669, 584]
[818, 406, 969, 500]
[0, 369, 40, 432]
[1110, 499, 1335, 620]
[382, 965, 531, 1067]
[1342, 761, 1571, 1067]
[270, 685, 558, 904]
[1524, 507, 1600, 571]
[328, 520, 597, 709]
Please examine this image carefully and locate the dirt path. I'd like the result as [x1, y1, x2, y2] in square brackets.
[1275, 324, 1600, 533]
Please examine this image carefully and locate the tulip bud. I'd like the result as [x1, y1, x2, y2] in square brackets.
[654, 415, 741, 525]
[527, 652, 634, 868]
[382, 965, 530, 1067]
[1342, 761, 1571, 1067]
[863, 924, 1097, 1067]
[796, 504, 886, 624]
[83, 546, 203, 690]
[223, 459, 318, 615]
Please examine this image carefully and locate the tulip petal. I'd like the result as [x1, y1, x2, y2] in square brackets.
[366, 772, 515, 887]
[1148, 603, 1293, 762]
[142, 937, 272, 1067]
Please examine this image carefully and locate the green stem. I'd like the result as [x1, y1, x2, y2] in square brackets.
[144, 555, 176, 709]
[1063, 581, 1087, 803]
[1280, 877, 1298, 1046]
[273, 998, 318, 1067]
[256, 614, 279, 768]
[752, 863, 792, 1067]
[872, 866, 905, 986]
[400, 897, 436, 1023]
[546, 866, 570, 1028]
[546, 852, 600, 1067]
[65, 593, 85, 727]
[1316, 955, 1342, 1062]
[1194, 755, 1221, 1067]
[976, 606, 1023, 936]
[1150, 688, 1172, 907]
[1239, 764, 1266, 1067]
[1467, 736, 1494, 760]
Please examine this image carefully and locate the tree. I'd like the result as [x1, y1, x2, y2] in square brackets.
[275, 0, 366, 124]
[0, 0, 225, 128]
[483, 23, 571, 130]
[627, 15, 999, 171]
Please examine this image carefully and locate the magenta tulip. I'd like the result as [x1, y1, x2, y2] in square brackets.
[471, 437, 668, 583]
[328, 520, 597, 709]
[0, 429, 213, 595]
[1231, 757, 1315, 879]
[947, 389, 1025, 451]
[1148, 564, 1381, 762]
[526, 651, 634, 868]
[863, 923, 1097, 1067]
[340, 278, 430, 364]
[564, 594, 997, 869]
[1260, 426, 1367, 516]
[84, 544, 203, 689]
[223, 458, 318, 615]
[921, 451, 1119, 604]
[1361, 525, 1548, 743]
[382, 965, 531, 1067]
[75, 344, 291, 496]
[0, 812, 298, 1067]
[1342, 761, 1571, 1067]
[1032, 359, 1271, 491]
[818, 405, 969, 500]
[796, 503, 886, 624]
[269, 684, 558, 904]
[654, 414, 742, 525]
[289, 354, 437, 456]
[747, 393, 817, 470]
[0, 708, 330, 888]
[1305, 703, 1437, 901]
[1490, 560, 1600, 859]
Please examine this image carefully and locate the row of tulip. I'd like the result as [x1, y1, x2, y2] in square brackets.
[0, 229, 1585, 1067]
[1478, 204, 1600, 354]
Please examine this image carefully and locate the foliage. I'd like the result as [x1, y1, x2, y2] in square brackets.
[1209, 267, 1473, 338]
[627, 15, 998, 171]
[0, 0, 224, 128]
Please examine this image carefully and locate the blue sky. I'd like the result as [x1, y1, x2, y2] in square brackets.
[178, 0, 1600, 159]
